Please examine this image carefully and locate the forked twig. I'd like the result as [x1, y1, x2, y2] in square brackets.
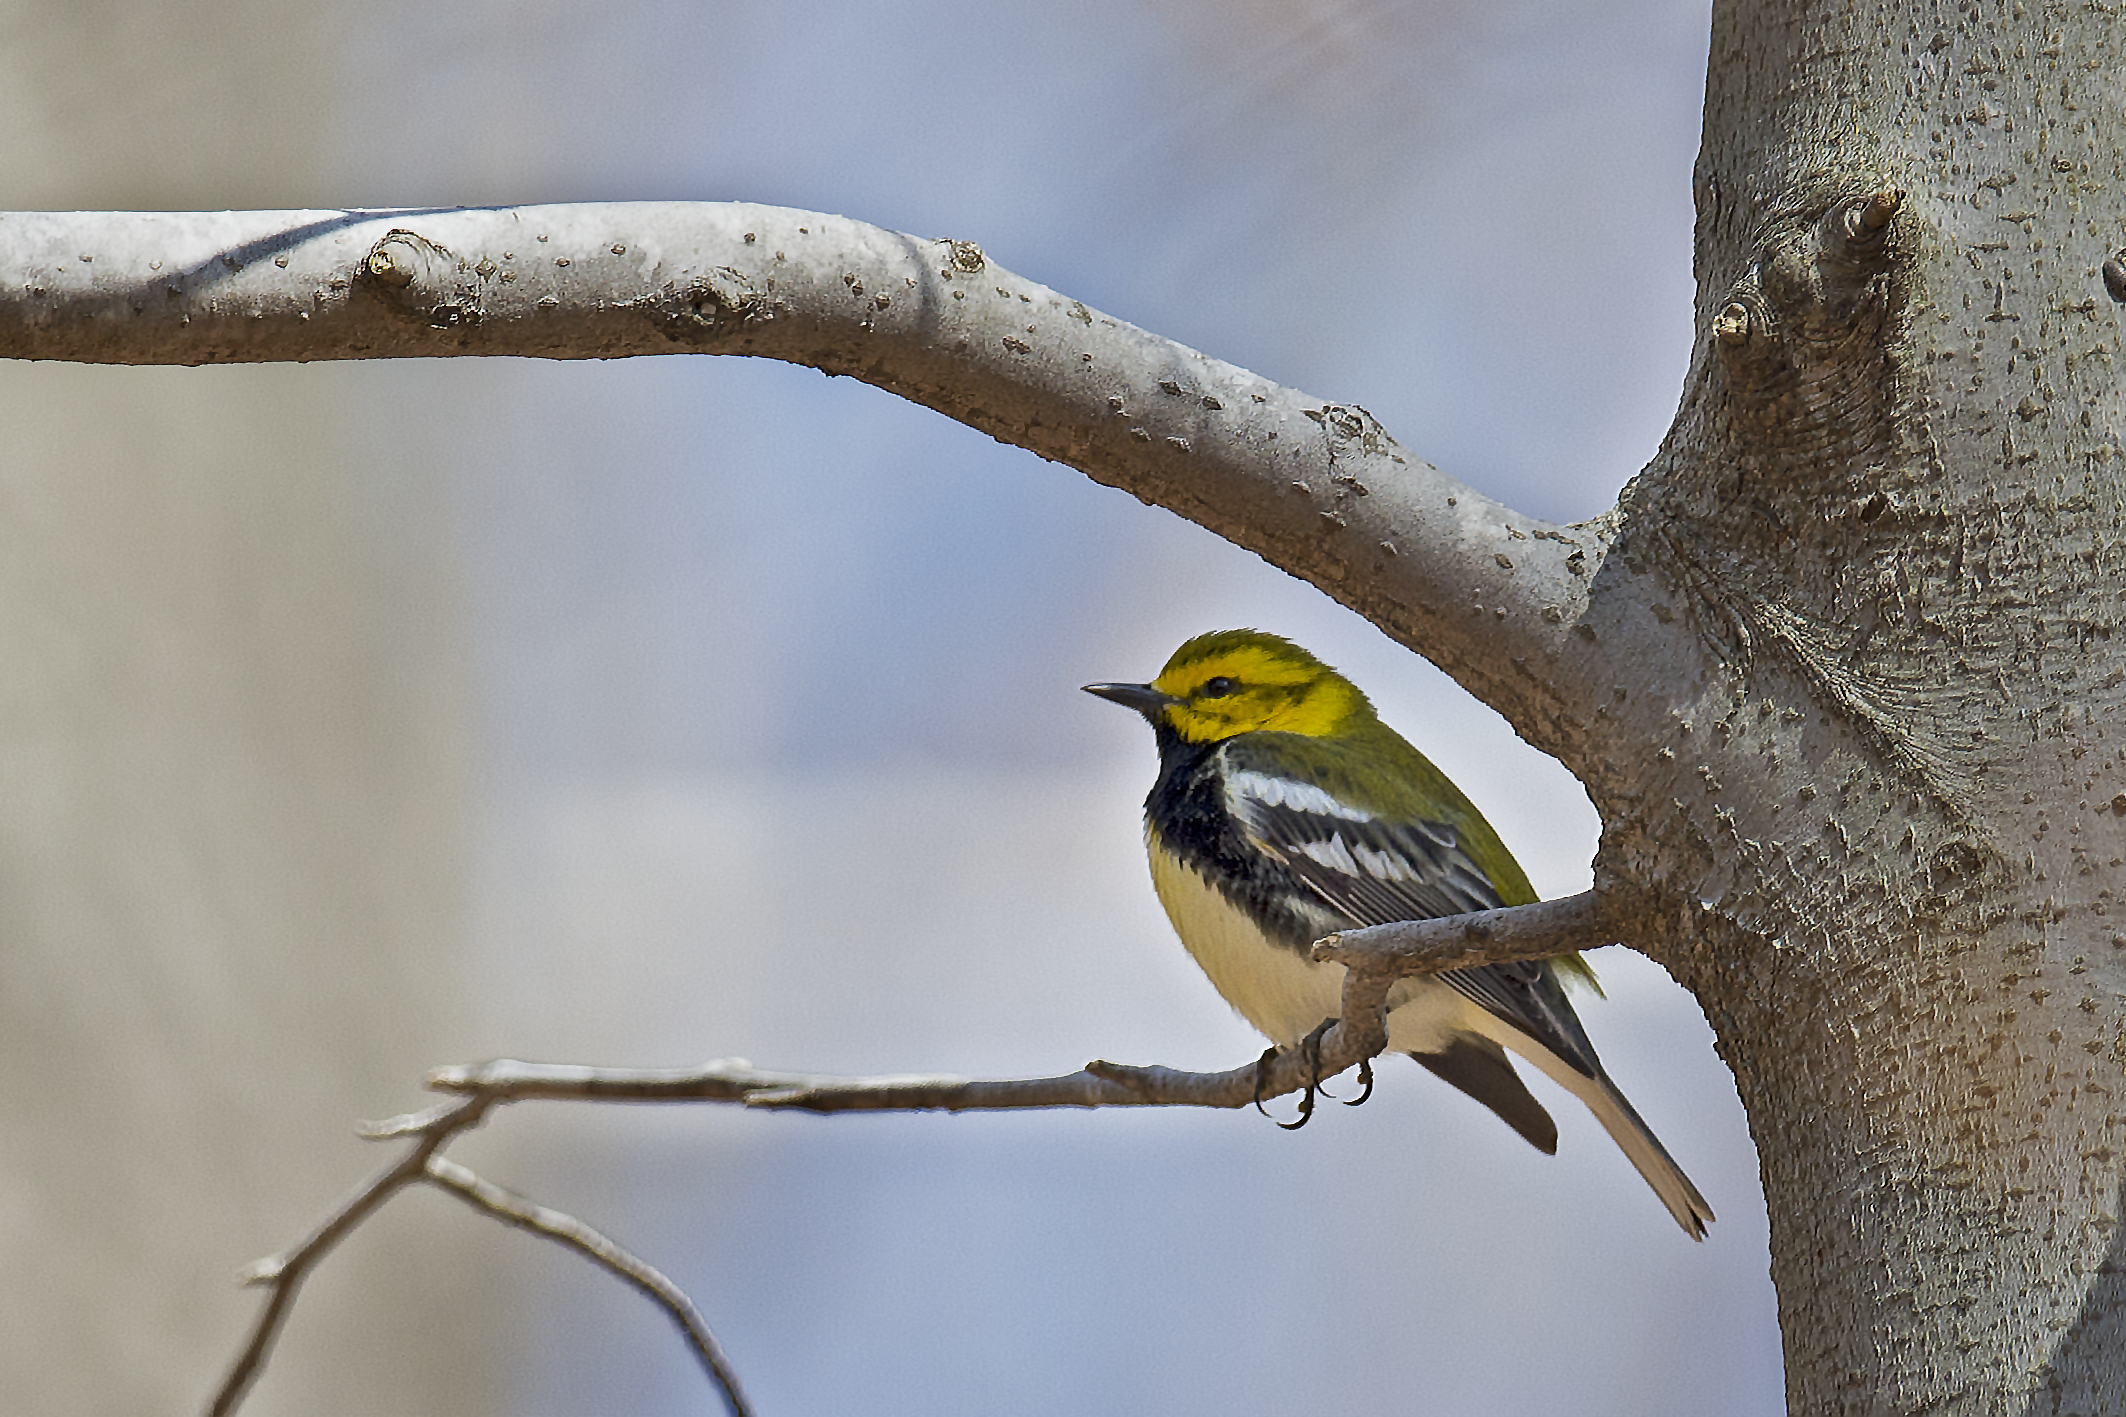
[205, 1089, 761, 1417]
[208, 1093, 493, 1417]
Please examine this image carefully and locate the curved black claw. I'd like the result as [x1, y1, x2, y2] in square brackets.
[1252, 1045, 1281, 1120]
[1276, 1020, 1339, 1131]
[1254, 1041, 1320, 1130]
[1343, 1054, 1375, 1108]
[1277, 1077, 1317, 1131]
[1302, 1018, 1338, 1097]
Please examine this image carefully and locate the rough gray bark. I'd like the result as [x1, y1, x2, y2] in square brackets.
[1612, 5, 2126, 1411]
[2, 0, 2120, 1411]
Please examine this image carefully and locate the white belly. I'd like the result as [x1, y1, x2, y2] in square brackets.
[1146, 843, 1485, 1053]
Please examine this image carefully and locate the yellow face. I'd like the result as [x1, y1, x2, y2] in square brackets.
[1148, 630, 1367, 744]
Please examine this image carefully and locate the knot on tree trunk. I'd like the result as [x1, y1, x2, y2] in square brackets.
[1605, 178, 1998, 929]
[1708, 187, 1907, 481]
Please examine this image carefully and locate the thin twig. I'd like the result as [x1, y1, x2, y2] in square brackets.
[418, 898, 1609, 1117]
[1313, 890, 1613, 974]
[206, 1093, 492, 1417]
[423, 1157, 755, 1417]
[423, 1031, 1388, 1116]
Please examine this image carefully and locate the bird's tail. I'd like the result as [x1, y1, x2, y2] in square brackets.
[1575, 1070, 1715, 1240]
[1504, 1039, 1715, 1240]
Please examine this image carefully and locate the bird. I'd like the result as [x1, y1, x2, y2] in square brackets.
[1085, 628, 1713, 1239]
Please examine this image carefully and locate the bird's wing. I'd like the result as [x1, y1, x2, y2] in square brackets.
[1222, 762, 1602, 1080]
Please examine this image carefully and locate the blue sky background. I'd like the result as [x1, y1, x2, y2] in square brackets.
[317, 1, 1781, 1411]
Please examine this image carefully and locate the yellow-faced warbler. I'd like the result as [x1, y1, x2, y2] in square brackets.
[1087, 629, 1713, 1239]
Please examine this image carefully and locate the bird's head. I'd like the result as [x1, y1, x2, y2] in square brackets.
[1084, 629, 1372, 744]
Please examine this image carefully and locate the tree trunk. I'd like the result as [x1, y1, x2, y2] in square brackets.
[1581, 4, 2126, 1410]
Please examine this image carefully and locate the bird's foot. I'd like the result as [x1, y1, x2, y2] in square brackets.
[1303, 1019, 1341, 1102]
[1260, 1020, 1340, 1131]
[1253, 1041, 1319, 1130]
[1343, 1053, 1375, 1108]
[1251, 1045, 1288, 1121]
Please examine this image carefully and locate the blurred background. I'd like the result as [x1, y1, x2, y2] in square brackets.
[0, 0, 1780, 1412]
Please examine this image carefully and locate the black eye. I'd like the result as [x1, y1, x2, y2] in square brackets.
[1198, 676, 1238, 698]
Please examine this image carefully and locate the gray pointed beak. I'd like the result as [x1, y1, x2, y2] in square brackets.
[1082, 681, 1179, 719]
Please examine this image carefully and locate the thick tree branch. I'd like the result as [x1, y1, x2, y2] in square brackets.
[0, 205, 1667, 744]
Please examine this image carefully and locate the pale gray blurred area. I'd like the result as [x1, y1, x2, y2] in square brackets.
[1, 0, 1781, 1412]
[0, 3, 492, 1416]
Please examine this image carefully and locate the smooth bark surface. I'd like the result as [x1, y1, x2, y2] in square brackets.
[0, 205, 1626, 746]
